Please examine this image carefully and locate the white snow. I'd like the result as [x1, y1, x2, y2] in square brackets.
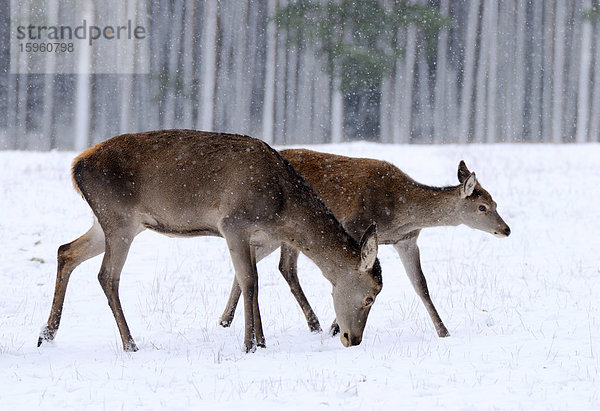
[1, 143, 599, 409]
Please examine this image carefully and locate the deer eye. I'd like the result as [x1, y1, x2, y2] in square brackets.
[478, 205, 487, 212]
[364, 296, 374, 307]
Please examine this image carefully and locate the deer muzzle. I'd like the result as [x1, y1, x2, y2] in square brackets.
[340, 332, 362, 347]
[493, 224, 511, 238]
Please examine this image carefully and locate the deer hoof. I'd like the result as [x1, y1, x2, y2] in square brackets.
[244, 341, 257, 353]
[124, 340, 139, 352]
[37, 328, 55, 347]
[219, 319, 232, 328]
[329, 320, 340, 337]
[436, 325, 450, 338]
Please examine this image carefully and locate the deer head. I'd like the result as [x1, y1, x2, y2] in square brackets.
[457, 161, 511, 238]
[331, 223, 382, 347]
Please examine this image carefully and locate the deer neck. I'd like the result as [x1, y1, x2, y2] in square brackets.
[280, 209, 359, 285]
[397, 183, 463, 230]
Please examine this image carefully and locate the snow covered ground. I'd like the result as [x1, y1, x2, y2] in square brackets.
[1, 143, 599, 410]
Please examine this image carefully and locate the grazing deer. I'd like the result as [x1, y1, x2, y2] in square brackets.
[38, 131, 382, 352]
[220, 149, 510, 337]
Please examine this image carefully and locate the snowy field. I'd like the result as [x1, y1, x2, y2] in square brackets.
[1, 142, 599, 410]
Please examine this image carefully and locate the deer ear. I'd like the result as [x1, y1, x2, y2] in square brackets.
[359, 223, 378, 271]
[458, 161, 471, 183]
[460, 172, 477, 198]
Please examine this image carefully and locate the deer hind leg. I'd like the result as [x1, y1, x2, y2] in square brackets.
[219, 279, 241, 328]
[97, 224, 140, 351]
[219, 242, 277, 328]
[279, 243, 322, 333]
[39, 218, 105, 347]
[394, 235, 450, 338]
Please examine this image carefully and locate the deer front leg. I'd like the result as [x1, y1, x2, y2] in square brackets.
[220, 243, 277, 328]
[218, 279, 265, 349]
[39, 220, 105, 347]
[224, 233, 264, 352]
[279, 244, 322, 333]
[394, 235, 450, 338]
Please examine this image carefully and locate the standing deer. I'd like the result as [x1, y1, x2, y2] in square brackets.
[220, 149, 510, 337]
[38, 131, 382, 352]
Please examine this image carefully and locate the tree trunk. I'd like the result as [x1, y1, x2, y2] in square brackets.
[285, 43, 298, 142]
[261, 0, 277, 144]
[74, 2, 93, 150]
[474, 1, 491, 143]
[163, 2, 183, 128]
[529, 0, 544, 142]
[564, 3, 580, 142]
[589, 11, 600, 142]
[542, 2, 555, 142]
[311, 41, 329, 143]
[575, 0, 592, 143]
[458, 0, 480, 143]
[485, 1, 498, 143]
[199, 1, 218, 131]
[274, 5, 287, 145]
[398, 24, 417, 143]
[232, 2, 249, 133]
[181, 0, 196, 129]
[433, 0, 449, 144]
[416, 52, 432, 143]
[380, 75, 392, 143]
[511, 0, 527, 142]
[42, 0, 58, 149]
[118, 0, 137, 134]
[330, 75, 344, 143]
[552, 1, 567, 143]
[15, 4, 30, 149]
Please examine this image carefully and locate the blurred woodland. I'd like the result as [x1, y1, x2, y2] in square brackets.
[1, 0, 600, 149]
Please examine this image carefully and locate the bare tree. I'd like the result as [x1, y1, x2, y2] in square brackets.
[433, 0, 449, 144]
[565, 3, 581, 142]
[74, 1, 93, 150]
[541, 2, 555, 142]
[458, 0, 480, 143]
[474, 1, 490, 143]
[262, 0, 277, 143]
[181, 0, 196, 129]
[2, 0, 598, 148]
[589, 12, 600, 142]
[41, 0, 59, 148]
[529, 0, 545, 142]
[397, 24, 416, 143]
[511, 0, 527, 142]
[552, 1, 567, 143]
[163, 2, 183, 128]
[198, 1, 218, 131]
[330, 75, 344, 143]
[485, 1, 498, 143]
[285, 41, 298, 142]
[232, 2, 250, 133]
[577, 0, 593, 143]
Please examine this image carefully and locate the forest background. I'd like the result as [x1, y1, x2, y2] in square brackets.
[2, 0, 600, 150]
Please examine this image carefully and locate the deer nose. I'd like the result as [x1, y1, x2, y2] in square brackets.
[350, 335, 362, 346]
[504, 227, 511, 237]
[341, 332, 362, 347]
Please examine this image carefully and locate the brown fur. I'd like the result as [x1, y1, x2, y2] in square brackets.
[39, 131, 382, 352]
[221, 149, 510, 337]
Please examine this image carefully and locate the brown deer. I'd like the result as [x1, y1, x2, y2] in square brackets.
[220, 149, 510, 337]
[37, 131, 382, 352]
